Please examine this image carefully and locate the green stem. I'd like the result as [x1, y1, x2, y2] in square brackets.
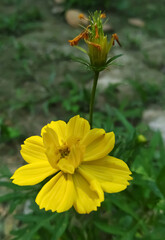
[89, 71, 99, 128]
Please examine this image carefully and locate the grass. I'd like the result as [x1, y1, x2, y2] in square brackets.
[0, 7, 42, 36]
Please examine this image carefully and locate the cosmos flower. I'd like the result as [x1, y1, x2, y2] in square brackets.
[68, 11, 121, 70]
[11, 115, 132, 214]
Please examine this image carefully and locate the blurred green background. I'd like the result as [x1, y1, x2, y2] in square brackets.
[0, 0, 165, 239]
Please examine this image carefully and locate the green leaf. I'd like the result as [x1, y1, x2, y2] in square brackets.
[110, 196, 139, 220]
[71, 56, 90, 67]
[51, 213, 69, 240]
[106, 54, 123, 65]
[121, 221, 142, 240]
[0, 165, 12, 177]
[157, 166, 165, 197]
[0, 181, 24, 190]
[13, 213, 56, 240]
[114, 108, 134, 134]
[74, 45, 88, 54]
[0, 192, 26, 203]
[9, 198, 23, 213]
[94, 221, 125, 236]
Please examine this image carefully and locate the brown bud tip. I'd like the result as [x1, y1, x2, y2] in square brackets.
[112, 33, 122, 47]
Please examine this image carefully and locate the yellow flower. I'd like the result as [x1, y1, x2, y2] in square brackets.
[11, 115, 132, 214]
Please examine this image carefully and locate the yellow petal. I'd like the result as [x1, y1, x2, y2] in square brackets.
[20, 136, 47, 164]
[67, 115, 90, 142]
[57, 157, 75, 174]
[81, 156, 132, 193]
[82, 129, 115, 161]
[73, 171, 103, 214]
[77, 168, 104, 202]
[11, 162, 57, 186]
[36, 172, 75, 213]
[42, 127, 60, 169]
[41, 120, 67, 144]
[43, 127, 59, 147]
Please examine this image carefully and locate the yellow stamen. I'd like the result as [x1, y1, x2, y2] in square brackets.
[100, 13, 106, 19]
[59, 147, 70, 159]
[79, 13, 89, 21]
[112, 33, 121, 47]
[95, 24, 99, 39]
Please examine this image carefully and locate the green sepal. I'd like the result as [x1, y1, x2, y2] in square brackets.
[89, 54, 123, 72]
[71, 56, 90, 68]
[72, 54, 122, 73]
[74, 45, 88, 54]
[106, 54, 123, 65]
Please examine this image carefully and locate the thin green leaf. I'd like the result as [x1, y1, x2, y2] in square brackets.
[94, 221, 125, 236]
[51, 213, 69, 240]
[74, 45, 88, 54]
[121, 221, 142, 240]
[110, 196, 139, 220]
[106, 54, 123, 65]
[13, 214, 55, 240]
[0, 192, 26, 203]
[157, 166, 165, 197]
[114, 108, 134, 134]
[71, 56, 90, 67]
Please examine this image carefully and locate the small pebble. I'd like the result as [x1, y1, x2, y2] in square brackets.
[52, 6, 64, 14]
[65, 9, 88, 28]
[128, 18, 145, 27]
[54, 0, 65, 4]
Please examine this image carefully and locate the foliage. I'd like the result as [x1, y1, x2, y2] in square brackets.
[0, 7, 42, 36]
[1, 108, 165, 239]
[0, 118, 22, 143]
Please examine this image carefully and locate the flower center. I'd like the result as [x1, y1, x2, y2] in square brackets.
[59, 147, 70, 159]
[56, 140, 84, 174]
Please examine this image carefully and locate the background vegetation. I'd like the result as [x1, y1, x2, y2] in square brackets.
[0, 0, 165, 239]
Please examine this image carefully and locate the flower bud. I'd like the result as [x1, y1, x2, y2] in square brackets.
[137, 134, 147, 143]
[68, 11, 121, 71]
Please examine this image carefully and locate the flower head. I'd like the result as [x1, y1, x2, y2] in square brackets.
[68, 11, 121, 70]
[11, 115, 132, 214]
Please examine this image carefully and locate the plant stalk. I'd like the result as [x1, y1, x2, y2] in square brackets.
[89, 71, 99, 128]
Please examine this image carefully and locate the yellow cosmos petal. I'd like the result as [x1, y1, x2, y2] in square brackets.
[11, 162, 57, 186]
[41, 120, 67, 144]
[43, 127, 60, 147]
[57, 157, 75, 174]
[67, 115, 90, 142]
[83, 129, 115, 161]
[73, 171, 103, 214]
[81, 156, 132, 193]
[20, 136, 47, 164]
[42, 127, 60, 169]
[81, 128, 105, 145]
[77, 168, 104, 202]
[36, 172, 75, 213]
